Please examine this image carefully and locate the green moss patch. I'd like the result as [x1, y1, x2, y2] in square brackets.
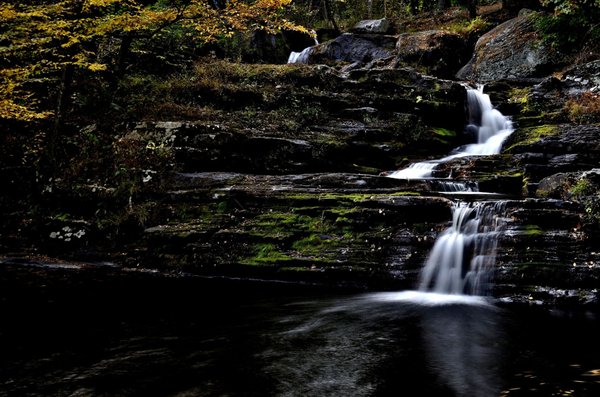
[505, 124, 560, 152]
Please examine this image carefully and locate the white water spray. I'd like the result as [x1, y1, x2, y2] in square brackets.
[386, 86, 515, 296]
[418, 201, 507, 295]
[288, 47, 313, 64]
[388, 86, 513, 179]
[287, 33, 319, 64]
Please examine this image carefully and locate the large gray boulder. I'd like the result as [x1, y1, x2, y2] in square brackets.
[456, 10, 560, 82]
[394, 30, 470, 79]
[528, 60, 600, 114]
[351, 19, 391, 34]
[307, 33, 396, 64]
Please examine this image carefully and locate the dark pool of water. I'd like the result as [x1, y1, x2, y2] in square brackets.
[1, 264, 599, 396]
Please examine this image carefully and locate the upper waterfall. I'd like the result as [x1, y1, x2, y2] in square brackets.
[388, 86, 514, 180]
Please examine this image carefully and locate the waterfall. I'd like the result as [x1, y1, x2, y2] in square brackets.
[388, 86, 514, 180]
[418, 201, 507, 296]
[433, 181, 478, 192]
[386, 87, 514, 296]
[288, 47, 313, 64]
[287, 33, 319, 64]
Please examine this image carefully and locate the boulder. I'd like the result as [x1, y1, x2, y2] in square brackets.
[537, 169, 600, 200]
[394, 30, 470, 79]
[456, 10, 560, 82]
[351, 19, 391, 34]
[528, 60, 600, 122]
[506, 124, 600, 182]
[307, 33, 396, 65]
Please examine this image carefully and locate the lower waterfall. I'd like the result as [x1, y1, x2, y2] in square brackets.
[418, 201, 507, 295]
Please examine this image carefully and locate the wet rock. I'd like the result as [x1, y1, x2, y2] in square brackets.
[528, 60, 600, 123]
[125, 66, 468, 175]
[493, 198, 600, 304]
[351, 19, 392, 34]
[342, 67, 467, 133]
[536, 172, 575, 199]
[506, 124, 600, 182]
[536, 169, 600, 234]
[307, 33, 396, 65]
[456, 10, 560, 82]
[432, 155, 524, 196]
[122, 171, 455, 287]
[394, 30, 469, 79]
[561, 60, 600, 96]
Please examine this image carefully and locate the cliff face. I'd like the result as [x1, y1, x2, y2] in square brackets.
[1, 11, 599, 306]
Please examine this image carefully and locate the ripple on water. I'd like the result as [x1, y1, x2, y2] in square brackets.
[363, 290, 494, 307]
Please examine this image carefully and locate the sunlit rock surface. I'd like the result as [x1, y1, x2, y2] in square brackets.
[456, 10, 560, 81]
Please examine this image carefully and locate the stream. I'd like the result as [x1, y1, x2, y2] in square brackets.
[0, 264, 599, 396]
[1, 85, 597, 397]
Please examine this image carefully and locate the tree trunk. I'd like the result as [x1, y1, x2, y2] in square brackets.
[409, 0, 419, 14]
[437, 0, 450, 12]
[323, 0, 339, 31]
[116, 35, 132, 78]
[468, 0, 478, 19]
[50, 63, 74, 165]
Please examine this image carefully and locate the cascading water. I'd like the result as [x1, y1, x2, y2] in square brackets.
[418, 201, 507, 295]
[287, 34, 319, 64]
[288, 47, 312, 64]
[388, 86, 514, 296]
[388, 86, 514, 180]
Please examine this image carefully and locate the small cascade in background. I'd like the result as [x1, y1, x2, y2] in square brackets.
[418, 201, 507, 295]
[287, 34, 319, 64]
[388, 86, 514, 180]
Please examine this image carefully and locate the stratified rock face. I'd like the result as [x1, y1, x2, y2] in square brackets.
[506, 124, 600, 182]
[456, 10, 558, 81]
[395, 30, 469, 79]
[561, 60, 600, 95]
[307, 33, 396, 64]
[529, 60, 600, 115]
[495, 198, 600, 305]
[351, 19, 391, 34]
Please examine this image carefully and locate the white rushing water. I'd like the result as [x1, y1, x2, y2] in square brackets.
[287, 33, 318, 64]
[287, 47, 313, 64]
[388, 86, 514, 179]
[418, 201, 507, 295]
[386, 87, 515, 296]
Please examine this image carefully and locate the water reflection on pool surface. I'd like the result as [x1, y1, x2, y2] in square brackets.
[0, 267, 599, 396]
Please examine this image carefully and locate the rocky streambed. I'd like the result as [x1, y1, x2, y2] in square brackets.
[1, 10, 599, 307]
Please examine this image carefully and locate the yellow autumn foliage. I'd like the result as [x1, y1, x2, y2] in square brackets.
[0, 0, 306, 121]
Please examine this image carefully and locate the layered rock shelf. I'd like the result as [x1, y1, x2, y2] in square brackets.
[1, 8, 599, 307]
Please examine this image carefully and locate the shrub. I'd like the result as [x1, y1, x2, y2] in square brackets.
[564, 92, 600, 124]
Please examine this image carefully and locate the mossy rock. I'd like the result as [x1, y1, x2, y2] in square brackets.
[503, 124, 560, 153]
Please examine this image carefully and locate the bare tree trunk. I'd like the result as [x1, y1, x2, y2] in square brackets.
[367, 0, 373, 18]
[323, 0, 339, 31]
[437, 0, 450, 12]
[409, 0, 419, 14]
[49, 63, 74, 165]
[116, 35, 132, 78]
[468, 0, 477, 19]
